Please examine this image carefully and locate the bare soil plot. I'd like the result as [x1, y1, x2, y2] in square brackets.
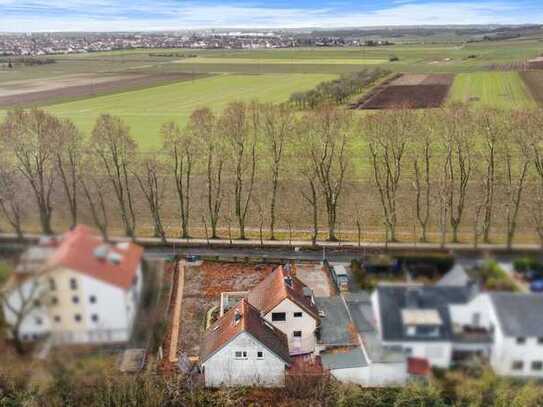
[521, 70, 543, 106]
[178, 261, 274, 357]
[0, 72, 206, 107]
[357, 73, 454, 109]
[295, 262, 333, 297]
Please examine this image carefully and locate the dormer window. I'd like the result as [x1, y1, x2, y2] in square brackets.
[234, 309, 241, 325]
[284, 276, 293, 288]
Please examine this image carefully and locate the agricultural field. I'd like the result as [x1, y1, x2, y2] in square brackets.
[521, 70, 543, 106]
[41, 73, 335, 149]
[0, 72, 208, 108]
[448, 71, 537, 109]
[357, 74, 454, 109]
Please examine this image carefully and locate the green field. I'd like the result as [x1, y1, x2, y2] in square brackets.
[448, 72, 537, 109]
[43, 73, 336, 150]
[176, 57, 388, 65]
[2, 38, 541, 84]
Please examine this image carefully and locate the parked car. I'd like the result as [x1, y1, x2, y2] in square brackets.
[530, 279, 543, 293]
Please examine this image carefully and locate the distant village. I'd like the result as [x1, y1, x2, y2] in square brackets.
[3, 225, 543, 389]
[0, 32, 393, 56]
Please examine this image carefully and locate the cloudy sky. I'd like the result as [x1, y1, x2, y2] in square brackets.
[0, 0, 542, 32]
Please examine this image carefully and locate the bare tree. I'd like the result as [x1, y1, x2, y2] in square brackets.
[54, 120, 82, 229]
[476, 109, 506, 243]
[411, 115, 433, 242]
[195, 109, 225, 239]
[222, 102, 258, 240]
[79, 157, 109, 241]
[0, 274, 48, 354]
[91, 114, 137, 238]
[365, 109, 410, 242]
[0, 167, 25, 240]
[132, 157, 167, 243]
[303, 106, 351, 241]
[502, 112, 531, 250]
[528, 110, 543, 247]
[162, 120, 196, 238]
[440, 106, 474, 243]
[260, 103, 293, 240]
[0, 109, 60, 235]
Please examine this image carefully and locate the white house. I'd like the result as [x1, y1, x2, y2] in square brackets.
[451, 292, 543, 378]
[1, 225, 143, 345]
[371, 283, 491, 369]
[200, 298, 291, 387]
[247, 265, 320, 355]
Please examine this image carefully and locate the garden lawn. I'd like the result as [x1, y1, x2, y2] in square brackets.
[44, 73, 336, 150]
[448, 71, 537, 109]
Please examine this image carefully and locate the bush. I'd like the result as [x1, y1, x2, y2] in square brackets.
[389, 55, 400, 62]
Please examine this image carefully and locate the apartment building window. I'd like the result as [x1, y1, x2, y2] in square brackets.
[70, 278, 78, 290]
[89, 295, 97, 304]
[49, 278, 56, 291]
[72, 296, 79, 304]
[532, 361, 543, 371]
[91, 314, 99, 323]
[293, 330, 302, 338]
[293, 312, 303, 318]
[512, 361, 524, 371]
[51, 296, 58, 305]
[516, 337, 526, 345]
[35, 317, 42, 325]
[54, 315, 61, 323]
[74, 314, 82, 323]
[257, 351, 264, 359]
[234, 351, 248, 359]
[33, 299, 41, 307]
[272, 312, 286, 322]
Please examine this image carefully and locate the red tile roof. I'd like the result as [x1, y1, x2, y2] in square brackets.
[45, 225, 143, 290]
[407, 357, 431, 376]
[200, 299, 291, 364]
[247, 265, 319, 320]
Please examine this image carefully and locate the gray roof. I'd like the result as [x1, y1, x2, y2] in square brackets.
[436, 264, 471, 287]
[321, 348, 368, 370]
[490, 293, 543, 337]
[376, 285, 472, 342]
[344, 292, 405, 363]
[315, 296, 355, 346]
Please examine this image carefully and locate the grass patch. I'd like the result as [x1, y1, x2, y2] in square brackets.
[37, 73, 336, 150]
[448, 71, 537, 109]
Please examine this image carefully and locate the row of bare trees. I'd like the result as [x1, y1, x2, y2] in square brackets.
[1, 104, 543, 247]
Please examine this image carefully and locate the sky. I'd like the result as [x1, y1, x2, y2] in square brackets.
[0, 0, 542, 32]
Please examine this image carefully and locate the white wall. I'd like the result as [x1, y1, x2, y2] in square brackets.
[264, 298, 317, 355]
[386, 341, 452, 368]
[368, 362, 407, 386]
[449, 294, 496, 330]
[202, 332, 287, 387]
[330, 366, 370, 384]
[492, 336, 543, 378]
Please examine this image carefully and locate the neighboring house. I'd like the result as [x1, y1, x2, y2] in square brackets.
[372, 284, 492, 369]
[2, 225, 143, 345]
[451, 292, 543, 378]
[247, 265, 320, 355]
[317, 294, 406, 386]
[200, 298, 291, 387]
